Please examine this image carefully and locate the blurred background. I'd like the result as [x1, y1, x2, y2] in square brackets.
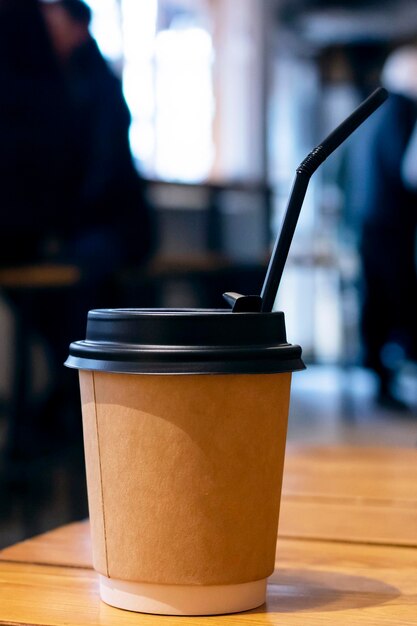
[0, 0, 416, 547]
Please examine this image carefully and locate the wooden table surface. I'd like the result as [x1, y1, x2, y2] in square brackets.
[280, 445, 417, 546]
[1, 445, 417, 625]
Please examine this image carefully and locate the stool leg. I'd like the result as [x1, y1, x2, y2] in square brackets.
[6, 307, 30, 463]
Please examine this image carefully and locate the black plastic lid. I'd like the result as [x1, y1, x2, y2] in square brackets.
[65, 308, 305, 375]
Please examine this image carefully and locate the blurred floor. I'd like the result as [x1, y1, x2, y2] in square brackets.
[0, 364, 416, 550]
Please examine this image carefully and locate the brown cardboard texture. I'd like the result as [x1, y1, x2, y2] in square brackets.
[79, 370, 291, 586]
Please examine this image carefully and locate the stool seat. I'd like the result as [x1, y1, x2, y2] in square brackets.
[0, 264, 80, 289]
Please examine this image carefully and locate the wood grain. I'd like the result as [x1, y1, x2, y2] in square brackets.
[0, 522, 92, 569]
[0, 538, 416, 625]
[279, 445, 417, 546]
[282, 446, 417, 499]
[2, 445, 416, 573]
[1, 445, 417, 625]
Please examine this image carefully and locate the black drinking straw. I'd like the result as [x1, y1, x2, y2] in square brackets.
[260, 87, 388, 313]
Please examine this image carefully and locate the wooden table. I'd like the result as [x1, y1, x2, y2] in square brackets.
[1, 446, 417, 625]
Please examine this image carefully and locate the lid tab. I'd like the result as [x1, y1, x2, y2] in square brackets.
[222, 292, 263, 313]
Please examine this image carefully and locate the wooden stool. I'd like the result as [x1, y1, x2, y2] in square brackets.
[0, 264, 81, 462]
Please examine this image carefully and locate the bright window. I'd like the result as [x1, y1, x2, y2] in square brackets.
[84, 0, 214, 182]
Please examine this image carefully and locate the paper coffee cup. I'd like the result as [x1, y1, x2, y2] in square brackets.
[66, 308, 304, 615]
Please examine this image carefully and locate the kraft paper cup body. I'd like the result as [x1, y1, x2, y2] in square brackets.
[66, 307, 304, 615]
[79, 369, 292, 615]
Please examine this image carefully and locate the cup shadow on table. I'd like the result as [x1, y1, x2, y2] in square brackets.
[249, 568, 400, 614]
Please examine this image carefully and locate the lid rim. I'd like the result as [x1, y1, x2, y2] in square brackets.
[65, 355, 306, 375]
[65, 307, 304, 375]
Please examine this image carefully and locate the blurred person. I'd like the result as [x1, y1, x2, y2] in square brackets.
[36, 0, 155, 372]
[0, 0, 75, 457]
[345, 46, 417, 410]
[37, 0, 156, 445]
[0, 0, 155, 456]
[39, 0, 155, 283]
[0, 0, 69, 265]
